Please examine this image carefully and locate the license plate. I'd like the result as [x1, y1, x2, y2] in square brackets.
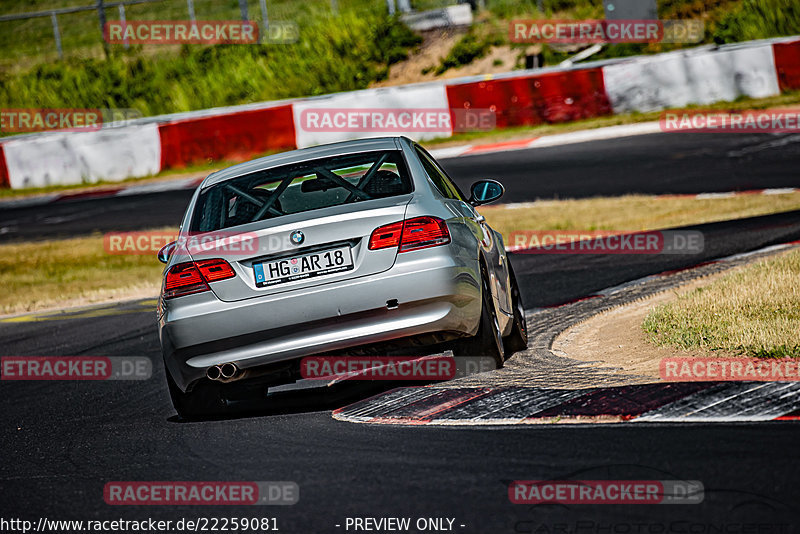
[253, 246, 354, 287]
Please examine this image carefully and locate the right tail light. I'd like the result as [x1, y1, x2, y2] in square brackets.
[369, 216, 450, 253]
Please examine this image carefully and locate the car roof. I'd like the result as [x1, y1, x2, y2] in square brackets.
[201, 137, 409, 188]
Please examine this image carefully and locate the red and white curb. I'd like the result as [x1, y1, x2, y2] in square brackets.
[332, 239, 800, 426]
[332, 382, 800, 425]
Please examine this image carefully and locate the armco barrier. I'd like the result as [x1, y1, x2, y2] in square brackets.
[602, 43, 781, 113]
[445, 68, 612, 129]
[0, 144, 9, 189]
[1, 123, 161, 190]
[773, 39, 800, 91]
[158, 104, 296, 169]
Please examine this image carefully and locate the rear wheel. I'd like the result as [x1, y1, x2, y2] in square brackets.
[165, 369, 229, 419]
[503, 265, 528, 357]
[453, 267, 504, 369]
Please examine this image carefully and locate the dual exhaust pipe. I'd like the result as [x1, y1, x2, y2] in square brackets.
[206, 362, 242, 382]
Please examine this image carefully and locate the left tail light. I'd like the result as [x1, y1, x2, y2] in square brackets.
[163, 259, 235, 299]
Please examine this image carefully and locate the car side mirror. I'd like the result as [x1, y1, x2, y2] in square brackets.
[468, 179, 504, 206]
[157, 241, 178, 264]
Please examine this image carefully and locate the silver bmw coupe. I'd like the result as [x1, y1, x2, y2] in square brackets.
[157, 136, 527, 417]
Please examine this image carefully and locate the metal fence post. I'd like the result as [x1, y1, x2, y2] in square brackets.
[239, 0, 249, 21]
[96, 0, 109, 56]
[50, 12, 63, 59]
[186, 0, 196, 23]
[259, 0, 268, 43]
[386, 0, 395, 16]
[118, 4, 129, 49]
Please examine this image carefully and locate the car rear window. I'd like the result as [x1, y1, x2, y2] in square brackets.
[191, 150, 412, 232]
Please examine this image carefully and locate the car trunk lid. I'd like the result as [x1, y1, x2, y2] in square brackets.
[188, 195, 412, 302]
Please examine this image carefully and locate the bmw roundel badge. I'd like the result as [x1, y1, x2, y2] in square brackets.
[290, 230, 305, 245]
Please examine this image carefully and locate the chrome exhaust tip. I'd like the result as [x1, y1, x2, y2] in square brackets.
[206, 365, 221, 381]
[206, 362, 243, 382]
[219, 363, 238, 379]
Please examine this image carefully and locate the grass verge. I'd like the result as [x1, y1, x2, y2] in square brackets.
[4, 192, 800, 315]
[643, 249, 800, 357]
[0, 230, 169, 315]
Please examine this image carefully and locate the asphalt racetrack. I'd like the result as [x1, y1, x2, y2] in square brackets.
[2, 131, 800, 242]
[2, 131, 800, 531]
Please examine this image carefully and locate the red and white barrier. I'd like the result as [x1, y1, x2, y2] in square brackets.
[602, 43, 781, 113]
[0, 123, 161, 190]
[291, 83, 450, 148]
[446, 67, 611, 128]
[0, 36, 797, 189]
[159, 103, 296, 169]
[773, 38, 800, 91]
[0, 144, 9, 189]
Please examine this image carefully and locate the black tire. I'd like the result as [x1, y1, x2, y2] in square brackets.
[453, 267, 504, 369]
[165, 369, 229, 419]
[503, 264, 528, 357]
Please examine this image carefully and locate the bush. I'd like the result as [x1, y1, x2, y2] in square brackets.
[435, 30, 503, 75]
[0, 12, 421, 117]
[712, 0, 800, 43]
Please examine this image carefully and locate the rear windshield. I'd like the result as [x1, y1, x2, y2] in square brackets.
[191, 150, 412, 232]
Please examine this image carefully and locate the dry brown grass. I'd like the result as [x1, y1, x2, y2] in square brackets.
[0, 230, 171, 315]
[643, 249, 800, 357]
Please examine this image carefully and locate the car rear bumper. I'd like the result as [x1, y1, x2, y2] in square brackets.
[159, 252, 480, 391]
